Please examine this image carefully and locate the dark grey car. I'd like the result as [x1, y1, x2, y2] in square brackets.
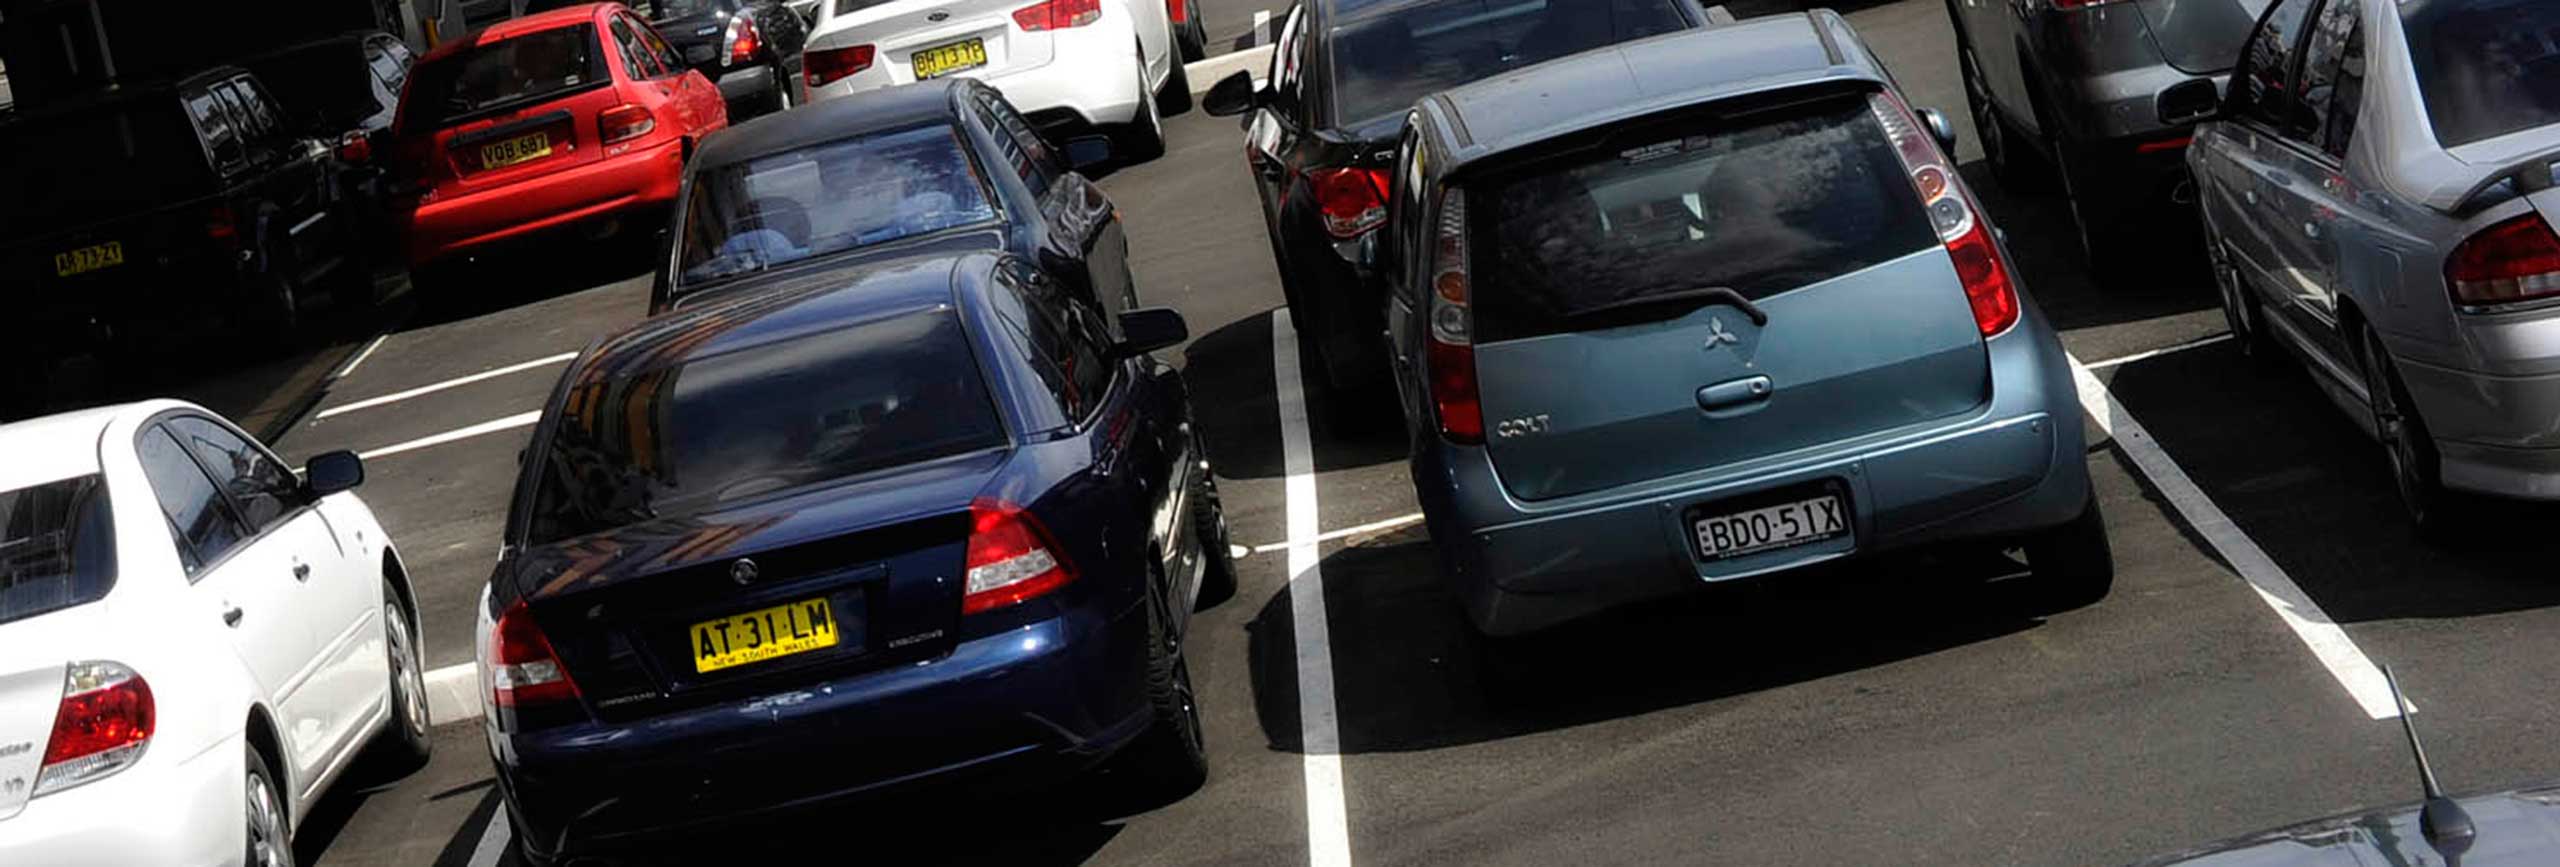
[1944, 0, 2265, 279]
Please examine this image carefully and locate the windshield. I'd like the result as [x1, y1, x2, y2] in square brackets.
[0, 475, 116, 626]
[675, 125, 1000, 289]
[2406, 0, 2560, 147]
[524, 311, 1008, 544]
[0, 101, 214, 237]
[643, 0, 724, 19]
[1329, 0, 1689, 126]
[405, 24, 605, 130]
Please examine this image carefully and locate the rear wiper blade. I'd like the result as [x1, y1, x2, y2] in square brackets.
[1566, 284, 1769, 327]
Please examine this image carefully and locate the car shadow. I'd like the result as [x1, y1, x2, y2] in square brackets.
[1956, 161, 2216, 334]
[2105, 341, 2560, 623]
[1244, 523, 2061, 755]
[1182, 311, 1410, 480]
[405, 787, 1132, 867]
[401, 229, 663, 332]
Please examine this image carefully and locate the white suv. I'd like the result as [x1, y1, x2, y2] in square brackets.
[800, 0, 1188, 161]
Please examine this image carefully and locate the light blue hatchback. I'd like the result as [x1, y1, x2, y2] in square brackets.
[1376, 11, 2111, 636]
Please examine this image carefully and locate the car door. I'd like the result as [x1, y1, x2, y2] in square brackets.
[2245, 0, 2355, 363]
[2264, 0, 2383, 363]
[611, 12, 692, 135]
[637, 12, 727, 131]
[976, 88, 1137, 317]
[220, 76, 335, 286]
[1247, 5, 1310, 233]
[2209, 0, 2319, 342]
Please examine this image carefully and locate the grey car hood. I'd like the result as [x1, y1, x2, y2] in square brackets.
[2132, 786, 2560, 866]
[2133, 0, 2270, 76]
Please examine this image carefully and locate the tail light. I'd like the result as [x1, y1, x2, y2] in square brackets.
[962, 499, 1075, 615]
[1871, 91, 2018, 337]
[805, 45, 876, 88]
[35, 661, 153, 798]
[599, 104, 656, 144]
[207, 204, 239, 242]
[490, 601, 580, 711]
[1014, 0, 1103, 31]
[1170, 0, 1190, 22]
[1428, 188, 1484, 444]
[1310, 167, 1392, 239]
[2447, 212, 2560, 308]
[724, 13, 763, 66]
[336, 131, 374, 165]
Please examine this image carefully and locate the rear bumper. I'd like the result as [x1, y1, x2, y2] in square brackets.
[492, 608, 1148, 860]
[715, 64, 781, 107]
[400, 137, 687, 267]
[2399, 356, 2560, 499]
[0, 732, 241, 866]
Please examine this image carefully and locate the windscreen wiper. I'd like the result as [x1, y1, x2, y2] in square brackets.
[1565, 284, 1769, 327]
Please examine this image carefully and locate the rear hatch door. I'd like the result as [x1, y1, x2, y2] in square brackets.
[2131, 0, 2263, 76]
[812, 0, 1054, 84]
[1468, 91, 1989, 502]
[403, 22, 618, 197]
[0, 98, 224, 305]
[637, 0, 736, 73]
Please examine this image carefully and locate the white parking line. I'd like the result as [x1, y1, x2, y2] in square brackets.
[357, 411, 542, 461]
[332, 332, 392, 380]
[466, 809, 511, 867]
[1273, 309, 1357, 867]
[424, 663, 480, 725]
[1249, 512, 1425, 555]
[317, 352, 578, 420]
[2081, 332, 2234, 371]
[2069, 353, 2407, 720]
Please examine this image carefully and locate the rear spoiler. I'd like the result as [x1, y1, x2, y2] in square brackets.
[2446, 147, 2560, 214]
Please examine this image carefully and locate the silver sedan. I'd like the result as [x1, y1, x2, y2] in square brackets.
[2187, 0, 2560, 533]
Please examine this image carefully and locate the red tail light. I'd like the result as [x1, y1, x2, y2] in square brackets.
[35, 661, 153, 798]
[1871, 91, 2019, 337]
[2447, 212, 2560, 308]
[207, 204, 238, 241]
[962, 499, 1075, 615]
[1170, 0, 1190, 22]
[805, 45, 876, 88]
[1014, 0, 1103, 32]
[724, 14, 763, 66]
[1310, 167, 1392, 239]
[1428, 188, 1484, 443]
[490, 602, 580, 709]
[599, 104, 656, 144]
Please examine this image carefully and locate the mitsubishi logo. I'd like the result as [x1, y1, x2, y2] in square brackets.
[730, 559, 761, 586]
[1704, 317, 1741, 349]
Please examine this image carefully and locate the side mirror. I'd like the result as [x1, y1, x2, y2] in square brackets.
[1917, 107, 1958, 153]
[2157, 77, 2220, 127]
[1202, 70, 1260, 118]
[304, 451, 365, 497]
[1063, 135, 1114, 172]
[1113, 308, 1190, 358]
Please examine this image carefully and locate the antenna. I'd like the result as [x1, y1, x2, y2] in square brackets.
[2384, 665, 2474, 857]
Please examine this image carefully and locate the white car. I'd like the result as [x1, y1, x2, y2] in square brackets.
[0, 401, 430, 867]
[799, 0, 1187, 160]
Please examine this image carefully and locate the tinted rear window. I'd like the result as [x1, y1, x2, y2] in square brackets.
[0, 102, 214, 236]
[1471, 94, 1937, 343]
[1330, 0, 1689, 125]
[675, 124, 999, 292]
[524, 311, 1006, 543]
[406, 24, 605, 129]
[0, 475, 116, 626]
[2406, 0, 2560, 147]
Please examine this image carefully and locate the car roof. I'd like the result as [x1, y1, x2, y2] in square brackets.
[575, 253, 980, 383]
[0, 65, 254, 123]
[0, 400, 197, 491]
[423, 3, 610, 63]
[694, 80, 967, 170]
[1423, 11, 1880, 169]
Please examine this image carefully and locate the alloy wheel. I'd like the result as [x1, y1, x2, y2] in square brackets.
[387, 604, 429, 737]
[2362, 328, 2437, 523]
[2209, 240, 2253, 347]
[1961, 48, 2008, 172]
[246, 765, 291, 867]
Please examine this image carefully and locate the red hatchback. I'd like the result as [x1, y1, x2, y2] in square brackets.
[393, 3, 727, 273]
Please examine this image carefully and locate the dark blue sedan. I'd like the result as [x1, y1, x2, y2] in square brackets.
[477, 251, 1230, 864]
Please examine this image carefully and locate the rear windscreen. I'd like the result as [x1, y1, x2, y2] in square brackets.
[2406, 0, 2560, 147]
[525, 311, 1007, 543]
[0, 475, 116, 626]
[675, 124, 999, 292]
[1330, 0, 1689, 126]
[406, 24, 605, 130]
[0, 102, 213, 236]
[1471, 94, 1937, 343]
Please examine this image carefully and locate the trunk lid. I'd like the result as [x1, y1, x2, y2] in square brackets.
[0, 658, 67, 821]
[2130, 0, 2263, 76]
[811, 0, 1054, 84]
[400, 22, 618, 197]
[641, 3, 736, 73]
[1463, 92, 1988, 502]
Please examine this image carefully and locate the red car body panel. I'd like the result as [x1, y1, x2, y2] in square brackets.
[393, 3, 727, 267]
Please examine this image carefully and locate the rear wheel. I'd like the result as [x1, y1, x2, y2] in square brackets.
[1960, 45, 2053, 194]
[2205, 225, 2266, 357]
[244, 746, 294, 867]
[375, 588, 434, 775]
[1178, 1, 1210, 61]
[1158, 52, 1194, 117]
[770, 64, 796, 115]
[2360, 325, 2458, 536]
[1192, 467, 1237, 611]
[1112, 570, 1208, 797]
[1117, 53, 1169, 164]
[2023, 494, 2113, 612]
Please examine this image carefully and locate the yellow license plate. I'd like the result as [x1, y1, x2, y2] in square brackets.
[53, 241, 123, 277]
[479, 131, 553, 170]
[911, 38, 988, 79]
[690, 597, 838, 673]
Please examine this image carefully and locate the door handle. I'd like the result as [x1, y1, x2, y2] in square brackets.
[2304, 222, 2322, 239]
[292, 562, 311, 581]
[223, 607, 245, 627]
[2245, 189, 2259, 206]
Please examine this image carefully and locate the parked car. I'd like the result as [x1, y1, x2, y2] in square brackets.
[2189, 0, 2560, 532]
[524, 0, 813, 120]
[242, 30, 419, 276]
[482, 252, 1229, 865]
[1941, 0, 2262, 279]
[799, 0, 1189, 162]
[1173, 0, 1208, 61]
[1379, 12, 2111, 638]
[0, 401, 429, 865]
[1201, 0, 1703, 393]
[392, 3, 728, 284]
[652, 78, 1129, 315]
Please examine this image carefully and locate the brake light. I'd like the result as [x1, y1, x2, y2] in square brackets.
[1870, 91, 2018, 337]
[962, 499, 1075, 615]
[207, 204, 238, 241]
[1014, 0, 1103, 32]
[599, 104, 655, 144]
[1428, 188, 1483, 444]
[2447, 213, 2560, 308]
[724, 14, 763, 66]
[805, 44, 876, 88]
[490, 602, 580, 709]
[1170, 0, 1190, 22]
[1310, 167, 1391, 239]
[34, 661, 153, 798]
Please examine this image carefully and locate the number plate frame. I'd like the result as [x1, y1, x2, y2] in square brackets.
[1685, 484, 1853, 563]
[479, 131, 554, 170]
[911, 38, 989, 79]
[53, 241, 125, 277]
[689, 596, 842, 674]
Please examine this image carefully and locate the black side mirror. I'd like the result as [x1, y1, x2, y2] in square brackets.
[1063, 136, 1114, 172]
[305, 450, 365, 497]
[1917, 107, 1958, 153]
[1114, 308, 1190, 358]
[1202, 70, 1260, 118]
[2157, 77, 2220, 127]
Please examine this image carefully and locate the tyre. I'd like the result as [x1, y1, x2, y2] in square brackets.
[2052, 140, 2143, 283]
[1178, 3, 1209, 62]
[1116, 53, 1168, 164]
[770, 64, 796, 115]
[2205, 225, 2268, 357]
[1109, 570, 1208, 797]
[1192, 467, 1237, 611]
[2358, 325, 2459, 536]
[1158, 52, 1194, 117]
[2023, 494, 2113, 612]
[244, 745, 295, 867]
[373, 587, 434, 775]
[239, 270, 305, 350]
[1960, 44, 2054, 194]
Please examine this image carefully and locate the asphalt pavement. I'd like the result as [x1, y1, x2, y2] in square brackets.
[166, 3, 2560, 864]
